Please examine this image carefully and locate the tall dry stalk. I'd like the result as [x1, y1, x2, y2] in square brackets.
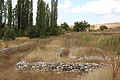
[101, 52, 120, 80]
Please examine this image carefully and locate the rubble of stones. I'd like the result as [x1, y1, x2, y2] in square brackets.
[16, 61, 106, 73]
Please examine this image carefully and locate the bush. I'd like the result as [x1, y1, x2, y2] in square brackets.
[73, 21, 90, 32]
[100, 25, 108, 30]
[28, 26, 39, 38]
[3, 28, 16, 41]
[0, 28, 5, 39]
[60, 22, 70, 32]
[49, 26, 61, 36]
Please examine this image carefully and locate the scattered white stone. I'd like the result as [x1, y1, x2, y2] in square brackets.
[16, 61, 107, 74]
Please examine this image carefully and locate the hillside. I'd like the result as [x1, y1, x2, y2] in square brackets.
[91, 22, 120, 30]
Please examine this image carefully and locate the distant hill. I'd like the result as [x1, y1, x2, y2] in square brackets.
[91, 22, 120, 30]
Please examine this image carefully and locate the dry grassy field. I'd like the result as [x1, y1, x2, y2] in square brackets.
[0, 32, 120, 80]
[92, 22, 120, 30]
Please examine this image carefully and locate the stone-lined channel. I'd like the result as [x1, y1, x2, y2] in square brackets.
[16, 61, 106, 74]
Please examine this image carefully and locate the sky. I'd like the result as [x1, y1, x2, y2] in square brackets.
[11, 0, 120, 25]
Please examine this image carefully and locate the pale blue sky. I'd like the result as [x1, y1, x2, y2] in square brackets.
[11, 0, 120, 25]
[58, 0, 120, 25]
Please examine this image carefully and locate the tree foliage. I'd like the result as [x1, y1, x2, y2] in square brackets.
[0, 0, 6, 39]
[73, 21, 90, 32]
[29, 0, 33, 28]
[35, 0, 59, 37]
[3, 28, 16, 41]
[7, 0, 12, 28]
[50, 0, 60, 35]
[28, 26, 39, 38]
[36, 0, 46, 37]
[60, 22, 70, 32]
[0, 0, 92, 40]
[0, 27, 5, 39]
[16, 0, 32, 36]
[0, 0, 4, 27]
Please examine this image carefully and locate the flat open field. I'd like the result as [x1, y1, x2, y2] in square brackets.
[0, 32, 120, 80]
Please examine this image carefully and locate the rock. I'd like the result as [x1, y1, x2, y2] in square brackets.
[16, 61, 107, 74]
[56, 47, 70, 58]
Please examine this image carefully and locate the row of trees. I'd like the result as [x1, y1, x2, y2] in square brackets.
[0, 0, 91, 40]
[60, 21, 90, 33]
[0, 0, 34, 38]
[34, 0, 59, 38]
[0, 0, 60, 40]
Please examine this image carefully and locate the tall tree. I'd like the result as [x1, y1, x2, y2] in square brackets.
[24, 0, 29, 30]
[50, 0, 54, 28]
[29, 0, 33, 28]
[0, 0, 4, 27]
[16, 0, 30, 36]
[7, 0, 12, 28]
[54, 0, 58, 27]
[12, 8, 15, 29]
[4, 1, 7, 25]
[51, 0, 58, 27]
[17, 0, 22, 30]
[21, 0, 26, 31]
[36, 0, 46, 37]
[13, 5, 18, 33]
[45, 4, 50, 27]
[45, 4, 50, 35]
[50, 0, 59, 35]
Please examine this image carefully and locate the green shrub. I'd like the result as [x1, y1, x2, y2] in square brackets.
[3, 28, 16, 41]
[28, 27, 39, 38]
[0, 28, 5, 39]
[49, 26, 61, 36]
[60, 22, 70, 32]
[73, 21, 90, 32]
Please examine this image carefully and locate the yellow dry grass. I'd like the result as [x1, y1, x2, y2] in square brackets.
[93, 22, 120, 30]
[81, 68, 112, 80]
[0, 32, 120, 80]
[0, 37, 31, 49]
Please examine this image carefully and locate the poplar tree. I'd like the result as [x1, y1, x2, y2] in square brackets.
[13, 5, 18, 34]
[7, 0, 12, 28]
[12, 8, 15, 29]
[0, 0, 4, 27]
[24, 0, 29, 30]
[17, 0, 22, 30]
[29, 0, 33, 28]
[17, 0, 30, 36]
[44, 4, 50, 36]
[36, 0, 46, 37]
[50, 0, 59, 35]
[4, 1, 7, 25]
[45, 4, 50, 28]
[51, 0, 58, 27]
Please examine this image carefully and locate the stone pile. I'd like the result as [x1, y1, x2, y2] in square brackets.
[16, 61, 106, 73]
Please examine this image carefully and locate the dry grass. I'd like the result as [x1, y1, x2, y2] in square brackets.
[0, 32, 120, 80]
[81, 68, 112, 80]
[0, 37, 31, 49]
[24, 47, 60, 62]
[93, 22, 120, 30]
